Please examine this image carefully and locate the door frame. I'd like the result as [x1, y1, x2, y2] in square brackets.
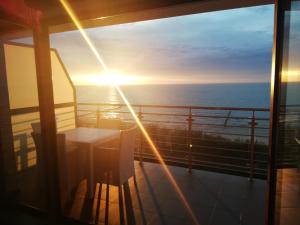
[267, 0, 293, 224]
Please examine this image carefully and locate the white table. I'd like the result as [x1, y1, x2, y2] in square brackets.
[63, 127, 120, 198]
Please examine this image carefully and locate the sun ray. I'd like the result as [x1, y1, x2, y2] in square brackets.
[59, 1, 200, 224]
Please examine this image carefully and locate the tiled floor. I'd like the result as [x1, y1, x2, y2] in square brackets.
[64, 161, 266, 225]
[276, 168, 300, 225]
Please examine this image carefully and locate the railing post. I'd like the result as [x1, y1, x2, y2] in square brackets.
[295, 137, 300, 172]
[187, 107, 193, 173]
[96, 105, 100, 128]
[296, 114, 300, 172]
[138, 107, 143, 165]
[249, 111, 257, 181]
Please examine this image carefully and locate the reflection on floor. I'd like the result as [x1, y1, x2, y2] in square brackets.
[276, 168, 300, 225]
[63, 161, 266, 225]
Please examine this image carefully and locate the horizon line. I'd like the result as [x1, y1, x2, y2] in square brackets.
[74, 81, 271, 86]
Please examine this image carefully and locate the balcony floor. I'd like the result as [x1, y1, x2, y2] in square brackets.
[0, 161, 266, 225]
[64, 161, 266, 225]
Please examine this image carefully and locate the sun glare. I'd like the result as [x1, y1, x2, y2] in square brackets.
[281, 70, 300, 82]
[59, 1, 200, 224]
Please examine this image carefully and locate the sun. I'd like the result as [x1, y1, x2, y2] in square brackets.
[72, 70, 145, 86]
[102, 71, 126, 86]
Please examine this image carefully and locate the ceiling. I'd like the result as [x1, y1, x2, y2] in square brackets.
[0, 0, 273, 38]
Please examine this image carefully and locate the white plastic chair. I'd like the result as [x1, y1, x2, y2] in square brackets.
[93, 125, 138, 225]
[94, 125, 137, 185]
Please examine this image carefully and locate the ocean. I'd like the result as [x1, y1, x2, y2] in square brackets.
[76, 82, 270, 108]
[76, 83, 271, 143]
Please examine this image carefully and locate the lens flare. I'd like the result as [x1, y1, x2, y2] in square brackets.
[59, 1, 200, 224]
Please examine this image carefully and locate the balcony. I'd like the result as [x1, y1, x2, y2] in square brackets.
[1, 1, 300, 225]
[2, 37, 299, 225]
[11, 101, 270, 225]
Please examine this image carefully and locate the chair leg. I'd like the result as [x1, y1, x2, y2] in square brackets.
[133, 176, 147, 225]
[95, 183, 102, 224]
[118, 185, 125, 225]
[133, 171, 137, 187]
[105, 172, 110, 225]
[124, 181, 136, 225]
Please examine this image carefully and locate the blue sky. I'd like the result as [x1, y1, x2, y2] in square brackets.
[49, 4, 275, 85]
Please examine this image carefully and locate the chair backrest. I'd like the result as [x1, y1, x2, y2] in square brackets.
[30, 131, 46, 202]
[98, 118, 121, 130]
[77, 117, 97, 128]
[31, 132, 66, 176]
[31, 131, 43, 167]
[56, 133, 69, 200]
[31, 122, 41, 134]
[31, 122, 42, 160]
[56, 133, 67, 165]
[118, 126, 138, 184]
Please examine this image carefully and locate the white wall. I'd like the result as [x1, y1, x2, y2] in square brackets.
[4, 43, 76, 170]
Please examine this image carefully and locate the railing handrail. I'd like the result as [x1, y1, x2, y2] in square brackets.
[77, 102, 270, 112]
[77, 109, 270, 121]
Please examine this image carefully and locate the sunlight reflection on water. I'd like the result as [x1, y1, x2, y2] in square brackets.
[103, 87, 120, 119]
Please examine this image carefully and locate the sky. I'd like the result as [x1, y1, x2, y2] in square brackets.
[48, 4, 275, 85]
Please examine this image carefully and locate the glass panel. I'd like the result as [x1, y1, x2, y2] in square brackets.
[275, 1, 300, 224]
[3, 38, 48, 210]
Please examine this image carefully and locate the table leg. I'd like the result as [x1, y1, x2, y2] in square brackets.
[87, 145, 95, 198]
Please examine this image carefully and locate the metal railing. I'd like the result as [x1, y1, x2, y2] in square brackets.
[77, 102, 270, 179]
[10, 101, 300, 179]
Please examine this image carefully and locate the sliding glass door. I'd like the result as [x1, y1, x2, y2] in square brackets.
[269, 1, 300, 225]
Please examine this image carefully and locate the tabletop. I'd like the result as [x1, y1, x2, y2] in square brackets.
[63, 127, 120, 145]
